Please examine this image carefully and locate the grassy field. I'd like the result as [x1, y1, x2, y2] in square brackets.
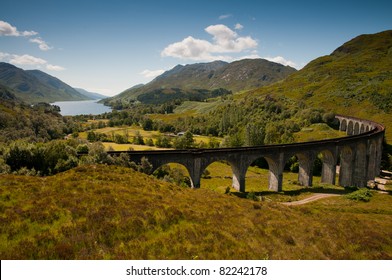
[0, 164, 391, 259]
[78, 124, 222, 151]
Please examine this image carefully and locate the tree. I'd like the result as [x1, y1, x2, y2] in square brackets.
[174, 131, 194, 149]
[133, 131, 145, 145]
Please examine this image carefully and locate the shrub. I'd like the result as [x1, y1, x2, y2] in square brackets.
[345, 188, 373, 202]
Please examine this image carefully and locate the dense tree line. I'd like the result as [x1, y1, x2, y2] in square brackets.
[0, 98, 77, 143]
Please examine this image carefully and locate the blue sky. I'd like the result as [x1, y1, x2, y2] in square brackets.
[1, 0, 391, 96]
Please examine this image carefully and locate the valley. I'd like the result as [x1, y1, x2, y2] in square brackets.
[1, 29, 392, 260]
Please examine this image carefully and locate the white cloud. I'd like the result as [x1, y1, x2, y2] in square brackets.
[29, 37, 52, 51]
[46, 64, 65, 71]
[161, 24, 257, 61]
[10, 54, 47, 65]
[0, 20, 53, 51]
[219, 14, 231, 20]
[0, 20, 37, 37]
[1, 52, 65, 71]
[0, 51, 11, 60]
[234, 23, 243, 30]
[263, 56, 297, 68]
[140, 69, 165, 78]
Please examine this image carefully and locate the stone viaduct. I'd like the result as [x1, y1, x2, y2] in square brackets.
[108, 115, 385, 192]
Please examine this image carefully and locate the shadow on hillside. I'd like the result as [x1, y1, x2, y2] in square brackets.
[231, 186, 358, 199]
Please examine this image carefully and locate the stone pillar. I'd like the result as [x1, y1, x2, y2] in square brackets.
[266, 153, 284, 192]
[297, 152, 314, 187]
[321, 150, 337, 185]
[367, 140, 377, 181]
[229, 158, 249, 192]
[189, 157, 202, 189]
[339, 146, 353, 187]
[352, 143, 367, 187]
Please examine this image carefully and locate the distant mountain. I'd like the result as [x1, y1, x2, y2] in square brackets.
[74, 88, 107, 100]
[106, 58, 296, 104]
[0, 63, 88, 103]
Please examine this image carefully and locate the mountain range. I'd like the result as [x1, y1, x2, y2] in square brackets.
[0, 63, 105, 103]
[106, 58, 297, 104]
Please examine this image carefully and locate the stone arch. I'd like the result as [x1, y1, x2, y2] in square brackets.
[365, 125, 370, 132]
[360, 123, 365, 134]
[339, 146, 353, 187]
[319, 149, 337, 185]
[353, 122, 360, 135]
[353, 142, 367, 187]
[340, 119, 347, 131]
[347, 121, 354, 135]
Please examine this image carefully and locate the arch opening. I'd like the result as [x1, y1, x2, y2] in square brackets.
[354, 122, 360, 135]
[152, 163, 193, 188]
[347, 121, 354, 135]
[340, 119, 347, 131]
[200, 160, 236, 193]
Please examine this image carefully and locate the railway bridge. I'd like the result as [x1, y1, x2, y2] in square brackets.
[108, 115, 385, 192]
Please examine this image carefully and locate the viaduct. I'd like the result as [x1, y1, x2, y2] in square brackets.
[108, 115, 385, 192]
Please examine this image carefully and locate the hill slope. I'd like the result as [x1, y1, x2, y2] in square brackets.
[106, 58, 297, 104]
[242, 30, 392, 140]
[0, 63, 89, 103]
[74, 88, 107, 100]
[0, 84, 68, 142]
[0, 164, 390, 259]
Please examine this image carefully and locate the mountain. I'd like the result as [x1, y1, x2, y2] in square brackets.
[74, 88, 107, 100]
[106, 58, 297, 104]
[0, 63, 88, 103]
[241, 30, 392, 141]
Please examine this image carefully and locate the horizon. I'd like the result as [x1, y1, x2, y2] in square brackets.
[1, 0, 391, 96]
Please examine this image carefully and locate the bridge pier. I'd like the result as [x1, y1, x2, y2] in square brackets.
[266, 153, 285, 192]
[297, 152, 315, 187]
[320, 149, 337, 185]
[189, 157, 202, 189]
[339, 146, 354, 187]
[353, 143, 367, 187]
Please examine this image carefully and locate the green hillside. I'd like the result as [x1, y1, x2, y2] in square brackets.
[0, 85, 70, 142]
[241, 30, 392, 140]
[0, 63, 89, 103]
[0, 165, 391, 259]
[106, 59, 296, 105]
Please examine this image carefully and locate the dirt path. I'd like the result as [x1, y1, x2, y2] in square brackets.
[281, 193, 341, 206]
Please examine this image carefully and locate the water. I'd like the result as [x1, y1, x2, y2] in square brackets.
[51, 100, 112, 116]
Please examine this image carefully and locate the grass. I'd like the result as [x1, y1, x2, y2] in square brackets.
[294, 123, 347, 142]
[0, 164, 391, 260]
[79, 124, 222, 151]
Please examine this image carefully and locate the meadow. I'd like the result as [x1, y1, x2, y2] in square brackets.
[0, 165, 390, 259]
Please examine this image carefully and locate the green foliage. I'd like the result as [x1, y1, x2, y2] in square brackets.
[137, 88, 232, 104]
[132, 131, 144, 145]
[173, 131, 195, 149]
[346, 188, 373, 202]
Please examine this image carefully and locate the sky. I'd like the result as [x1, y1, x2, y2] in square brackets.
[1, 0, 391, 96]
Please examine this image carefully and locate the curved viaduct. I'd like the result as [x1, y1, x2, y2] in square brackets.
[109, 115, 385, 192]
